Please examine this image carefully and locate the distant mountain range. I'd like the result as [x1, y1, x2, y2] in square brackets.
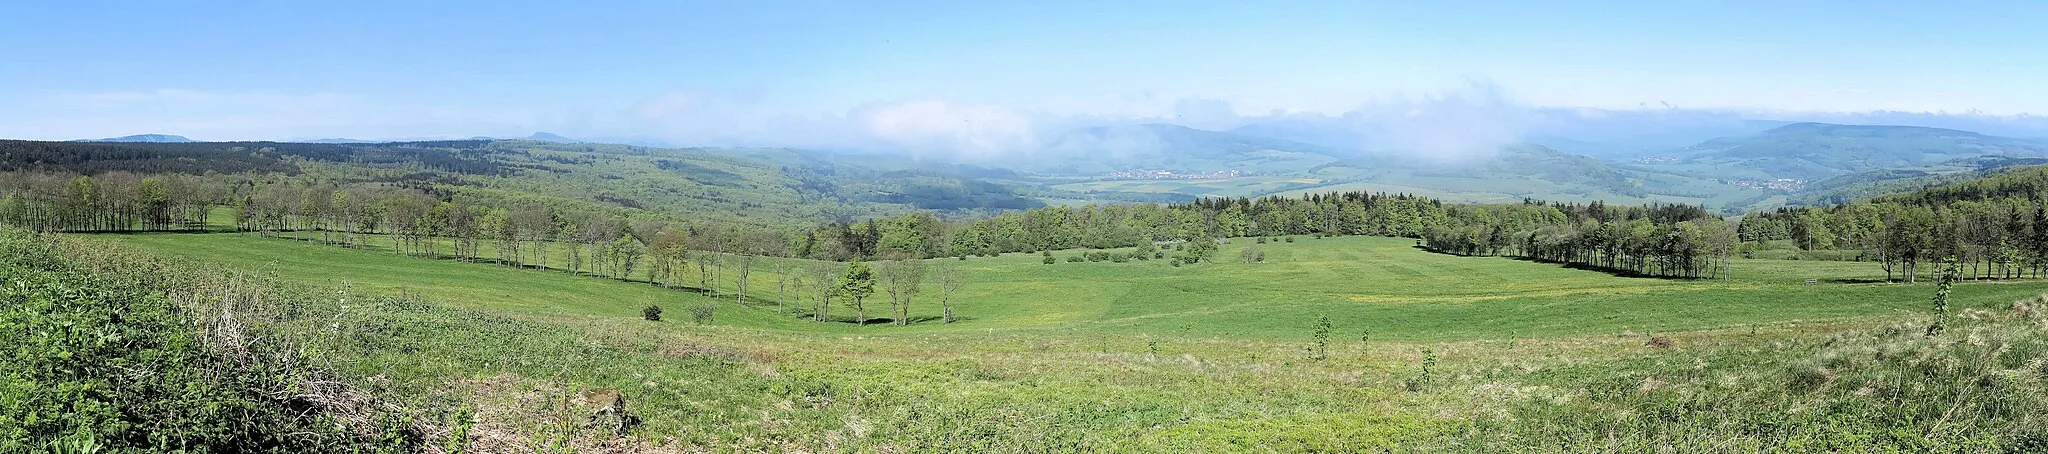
[72, 134, 193, 143]
[1640, 123, 2048, 180]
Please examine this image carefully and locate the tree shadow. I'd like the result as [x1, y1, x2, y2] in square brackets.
[1822, 278, 1891, 284]
[784, 311, 968, 326]
[1481, 256, 1701, 281]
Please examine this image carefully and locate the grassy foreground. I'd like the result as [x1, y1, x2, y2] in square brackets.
[27, 231, 2048, 451]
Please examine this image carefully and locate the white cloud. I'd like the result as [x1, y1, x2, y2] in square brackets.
[849, 100, 1040, 158]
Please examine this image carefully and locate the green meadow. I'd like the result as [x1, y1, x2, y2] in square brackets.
[101, 232, 2040, 341]
[73, 231, 2048, 451]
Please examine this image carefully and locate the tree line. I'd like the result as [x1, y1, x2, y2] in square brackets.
[825, 192, 1739, 279]
[0, 169, 977, 325]
[1742, 165, 2048, 282]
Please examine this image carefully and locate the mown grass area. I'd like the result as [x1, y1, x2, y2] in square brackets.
[71, 231, 2048, 451]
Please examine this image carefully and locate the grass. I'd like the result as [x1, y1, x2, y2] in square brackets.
[66, 231, 2048, 451]
[99, 232, 2048, 342]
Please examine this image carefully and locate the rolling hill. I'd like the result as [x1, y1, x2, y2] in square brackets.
[1019, 123, 1353, 174]
[1651, 123, 2048, 180]
[73, 133, 194, 143]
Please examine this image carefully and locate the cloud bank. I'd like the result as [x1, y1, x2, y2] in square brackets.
[9, 84, 2048, 165]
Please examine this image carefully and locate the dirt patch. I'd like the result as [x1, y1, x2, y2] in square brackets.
[456, 373, 686, 453]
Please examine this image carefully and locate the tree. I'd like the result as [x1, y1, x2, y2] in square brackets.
[879, 254, 925, 325]
[730, 233, 762, 306]
[1310, 315, 1332, 361]
[1181, 236, 1217, 264]
[608, 235, 643, 280]
[772, 260, 795, 314]
[840, 260, 876, 325]
[932, 260, 965, 323]
[1928, 255, 1959, 336]
[807, 262, 838, 322]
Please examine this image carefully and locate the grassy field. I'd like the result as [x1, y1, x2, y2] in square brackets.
[100, 232, 2046, 342]
[82, 232, 2048, 450]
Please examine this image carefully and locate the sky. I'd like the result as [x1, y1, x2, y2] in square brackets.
[4, 0, 2047, 149]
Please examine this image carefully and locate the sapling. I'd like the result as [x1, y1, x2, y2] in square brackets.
[1309, 315, 1332, 361]
[1927, 255, 1959, 337]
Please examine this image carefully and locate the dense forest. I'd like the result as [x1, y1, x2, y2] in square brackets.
[1742, 165, 2048, 282]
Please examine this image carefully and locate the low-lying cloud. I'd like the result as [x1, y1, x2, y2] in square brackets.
[12, 84, 2048, 165]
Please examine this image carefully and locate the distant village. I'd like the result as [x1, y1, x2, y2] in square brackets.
[1106, 169, 1247, 179]
[1634, 156, 1682, 165]
[1720, 178, 1807, 191]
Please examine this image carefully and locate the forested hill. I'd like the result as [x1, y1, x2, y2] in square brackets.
[0, 139, 1042, 228]
[1864, 164, 2048, 206]
[1741, 162, 2048, 282]
[1670, 123, 2048, 180]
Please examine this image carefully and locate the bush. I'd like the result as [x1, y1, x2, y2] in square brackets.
[1066, 256, 1085, 263]
[0, 230, 405, 451]
[1256, 237, 1267, 244]
[689, 303, 715, 324]
[642, 305, 664, 321]
[1285, 237, 1295, 243]
[1042, 255, 1056, 265]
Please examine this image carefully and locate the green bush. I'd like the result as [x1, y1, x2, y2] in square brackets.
[643, 304, 664, 321]
[0, 230, 401, 452]
[689, 303, 715, 324]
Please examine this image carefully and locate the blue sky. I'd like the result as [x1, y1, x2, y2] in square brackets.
[4, 0, 2046, 145]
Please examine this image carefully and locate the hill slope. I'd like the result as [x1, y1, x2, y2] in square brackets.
[1662, 123, 2048, 180]
[73, 133, 194, 143]
[1022, 123, 1352, 174]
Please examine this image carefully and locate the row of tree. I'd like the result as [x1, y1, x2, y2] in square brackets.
[837, 192, 1739, 279]
[0, 169, 983, 325]
[3, 169, 1747, 282]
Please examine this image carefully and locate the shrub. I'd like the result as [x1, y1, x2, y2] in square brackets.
[1042, 255, 1056, 265]
[0, 229, 406, 451]
[642, 305, 664, 321]
[689, 303, 715, 324]
[1256, 237, 1267, 244]
[1066, 256, 1085, 263]
[1309, 315, 1332, 361]
[1240, 245, 1265, 263]
[1285, 237, 1295, 243]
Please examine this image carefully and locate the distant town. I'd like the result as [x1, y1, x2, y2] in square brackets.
[1720, 178, 1807, 191]
[1634, 156, 1682, 165]
[1105, 169, 1247, 179]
